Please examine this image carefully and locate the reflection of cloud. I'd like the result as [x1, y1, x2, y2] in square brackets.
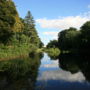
[37, 70, 85, 82]
[41, 61, 58, 68]
[40, 53, 59, 68]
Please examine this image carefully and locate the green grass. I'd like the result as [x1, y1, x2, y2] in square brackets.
[45, 48, 61, 57]
[0, 44, 39, 60]
[0, 44, 44, 60]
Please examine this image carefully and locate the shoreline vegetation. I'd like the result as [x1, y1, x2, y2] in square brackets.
[0, 44, 29, 60]
[46, 21, 90, 55]
[45, 48, 60, 58]
[0, 44, 43, 60]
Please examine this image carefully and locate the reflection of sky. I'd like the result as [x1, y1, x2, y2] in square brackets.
[37, 70, 85, 82]
[37, 53, 85, 82]
[36, 53, 90, 90]
[39, 53, 59, 71]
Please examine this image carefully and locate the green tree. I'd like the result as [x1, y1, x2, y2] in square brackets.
[0, 0, 23, 44]
[24, 11, 36, 37]
[80, 21, 90, 53]
[58, 27, 80, 52]
[46, 40, 58, 48]
[23, 11, 43, 47]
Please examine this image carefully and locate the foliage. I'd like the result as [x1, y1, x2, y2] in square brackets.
[23, 11, 43, 47]
[80, 21, 90, 53]
[0, 0, 44, 59]
[58, 21, 90, 54]
[58, 27, 80, 52]
[0, 44, 30, 60]
[46, 40, 58, 48]
[0, 0, 23, 44]
[46, 48, 60, 60]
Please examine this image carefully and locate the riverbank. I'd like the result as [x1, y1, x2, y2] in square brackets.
[0, 44, 43, 60]
[0, 44, 29, 60]
[45, 48, 60, 57]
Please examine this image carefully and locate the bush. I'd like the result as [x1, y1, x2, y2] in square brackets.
[46, 48, 60, 58]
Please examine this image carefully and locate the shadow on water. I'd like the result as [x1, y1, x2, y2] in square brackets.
[0, 53, 44, 90]
[59, 53, 90, 82]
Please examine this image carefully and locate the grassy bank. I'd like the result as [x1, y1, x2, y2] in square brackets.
[45, 48, 61, 57]
[0, 44, 41, 60]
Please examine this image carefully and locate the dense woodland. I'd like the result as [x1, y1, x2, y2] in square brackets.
[0, 0, 43, 47]
[0, 0, 43, 59]
[58, 22, 90, 54]
[47, 21, 90, 54]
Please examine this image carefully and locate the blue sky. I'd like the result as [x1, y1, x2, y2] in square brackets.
[13, 0, 90, 45]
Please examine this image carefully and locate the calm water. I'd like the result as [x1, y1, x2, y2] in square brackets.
[0, 53, 90, 90]
[35, 53, 90, 90]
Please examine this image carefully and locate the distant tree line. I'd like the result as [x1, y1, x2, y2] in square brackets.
[47, 21, 90, 54]
[0, 0, 43, 48]
[46, 40, 58, 48]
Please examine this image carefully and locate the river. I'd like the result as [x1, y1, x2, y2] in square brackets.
[35, 53, 90, 90]
[0, 53, 90, 90]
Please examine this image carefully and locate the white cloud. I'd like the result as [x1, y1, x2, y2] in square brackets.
[43, 31, 58, 36]
[36, 12, 90, 45]
[36, 16, 90, 30]
[88, 5, 90, 8]
[43, 31, 58, 39]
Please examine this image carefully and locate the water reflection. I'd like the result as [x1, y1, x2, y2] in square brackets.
[0, 52, 90, 90]
[47, 52, 59, 60]
[36, 53, 90, 90]
[0, 53, 43, 90]
[59, 54, 90, 82]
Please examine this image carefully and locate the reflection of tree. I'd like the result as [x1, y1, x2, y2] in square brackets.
[58, 54, 90, 82]
[79, 55, 90, 82]
[0, 53, 43, 90]
[58, 54, 80, 74]
[47, 54, 59, 60]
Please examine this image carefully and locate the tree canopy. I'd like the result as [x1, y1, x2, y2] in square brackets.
[0, 0, 43, 48]
[57, 21, 90, 54]
[0, 0, 23, 44]
[46, 40, 58, 48]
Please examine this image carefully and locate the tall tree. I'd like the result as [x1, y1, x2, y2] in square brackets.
[58, 27, 80, 51]
[24, 11, 36, 37]
[80, 21, 90, 53]
[24, 11, 42, 47]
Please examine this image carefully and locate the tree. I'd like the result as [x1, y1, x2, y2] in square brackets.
[0, 0, 23, 44]
[39, 41, 44, 48]
[81, 21, 90, 41]
[58, 27, 80, 51]
[23, 11, 43, 47]
[46, 40, 58, 48]
[80, 21, 90, 53]
[24, 11, 36, 37]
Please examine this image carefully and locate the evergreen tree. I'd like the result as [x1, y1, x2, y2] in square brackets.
[24, 11, 42, 47]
